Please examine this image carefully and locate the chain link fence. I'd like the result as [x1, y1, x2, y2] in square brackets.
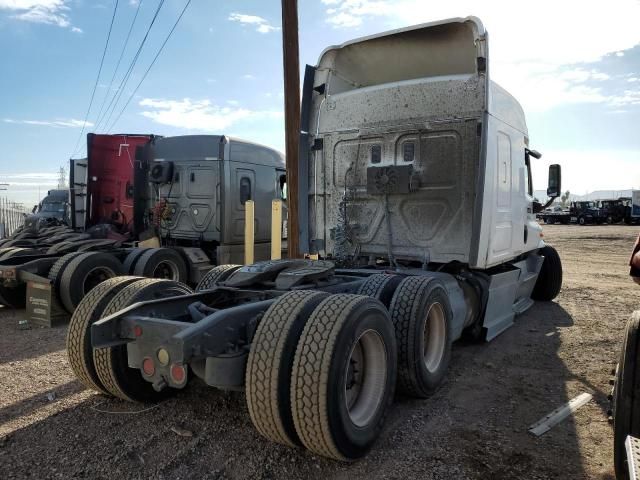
[0, 197, 28, 239]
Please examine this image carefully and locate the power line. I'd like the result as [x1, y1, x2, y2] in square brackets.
[95, 0, 165, 132]
[70, 0, 120, 158]
[108, 0, 193, 133]
[97, 0, 166, 132]
[92, 0, 144, 130]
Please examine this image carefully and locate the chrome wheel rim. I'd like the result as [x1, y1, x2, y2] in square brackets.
[344, 328, 387, 427]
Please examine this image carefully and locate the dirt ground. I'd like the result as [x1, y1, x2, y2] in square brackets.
[1, 224, 639, 479]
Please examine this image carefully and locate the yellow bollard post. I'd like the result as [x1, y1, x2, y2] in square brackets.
[271, 199, 283, 260]
[244, 200, 255, 265]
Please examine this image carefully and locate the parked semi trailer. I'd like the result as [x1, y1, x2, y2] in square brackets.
[0, 134, 285, 315]
[537, 206, 571, 225]
[67, 18, 564, 461]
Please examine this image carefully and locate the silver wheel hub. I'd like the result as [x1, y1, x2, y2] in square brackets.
[152, 260, 179, 280]
[422, 302, 446, 373]
[82, 266, 115, 294]
[344, 328, 387, 427]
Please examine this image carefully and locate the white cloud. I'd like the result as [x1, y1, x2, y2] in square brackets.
[3, 117, 91, 128]
[228, 12, 279, 33]
[609, 89, 640, 107]
[71, 26, 81, 33]
[0, 0, 80, 30]
[320, 0, 640, 112]
[0, 172, 59, 180]
[532, 149, 640, 193]
[138, 98, 283, 131]
[242, 74, 256, 80]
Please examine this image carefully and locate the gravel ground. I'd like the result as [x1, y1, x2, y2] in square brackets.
[1, 224, 639, 479]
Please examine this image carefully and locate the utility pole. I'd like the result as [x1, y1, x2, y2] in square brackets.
[281, 0, 300, 258]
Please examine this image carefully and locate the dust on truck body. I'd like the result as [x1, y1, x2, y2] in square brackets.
[70, 17, 563, 461]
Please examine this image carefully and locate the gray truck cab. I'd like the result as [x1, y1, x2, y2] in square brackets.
[148, 135, 286, 264]
[24, 189, 70, 231]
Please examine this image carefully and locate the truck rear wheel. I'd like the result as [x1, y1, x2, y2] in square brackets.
[389, 276, 453, 398]
[290, 294, 397, 460]
[532, 245, 563, 301]
[196, 264, 242, 291]
[66, 276, 145, 395]
[0, 247, 37, 260]
[122, 248, 150, 274]
[59, 252, 124, 313]
[356, 274, 402, 308]
[93, 279, 194, 402]
[0, 248, 39, 308]
[246, 290, 329, 447]
[48, 252, 84, 301]
[613, 311, 640, 480]
[133, 248, 188, 283]
[0, 285, 26, 308]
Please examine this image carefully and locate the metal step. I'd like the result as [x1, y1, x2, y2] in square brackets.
[627, 435, 640, 480]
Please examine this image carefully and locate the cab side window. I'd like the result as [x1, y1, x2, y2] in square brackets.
[278, 174, 287, 201]
[240, 177, 252, 204]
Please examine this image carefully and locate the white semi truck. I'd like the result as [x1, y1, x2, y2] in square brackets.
[66, 17, 563, 461]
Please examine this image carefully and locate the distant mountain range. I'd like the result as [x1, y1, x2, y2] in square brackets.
[533, 189, 634, 202]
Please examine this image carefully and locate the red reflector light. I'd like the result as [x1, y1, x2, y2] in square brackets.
[170, 364, 186, 384]
[133, 326, 143, 337]
[142, 357, 155, 376]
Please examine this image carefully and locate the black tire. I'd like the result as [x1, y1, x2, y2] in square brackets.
[0, 248, 40, 308]
[93, 279, 194, 402]
[578, 216, 586, 226]
[389, 276, 453, 398]
[2, 240, 23, 248]
[356, 274, 402, 308]
[613, 312, 640, 480]
[59, 252, 124, 313]
[133, 248, 188, 283]
[0, 285, 26, 308]
[122, 248, 150, 274]
[246, 290, 329, 447]
[291, 294, 397, 461]
[47, 241, 76, 254]
[0, 247, 37, 260]
[196, 264, 242, 291]
[48, 252, 85, 298]
[2, 239, 35, 248]
[531, 245, 563, 301]
[66, 276, 145, 395]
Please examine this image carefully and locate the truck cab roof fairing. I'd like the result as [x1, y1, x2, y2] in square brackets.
[314, 17, 487, 96]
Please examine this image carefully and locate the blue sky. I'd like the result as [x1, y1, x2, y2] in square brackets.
[0, 0, 639, 206]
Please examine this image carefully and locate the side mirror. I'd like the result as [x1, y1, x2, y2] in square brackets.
[547, 164, 561, 198]
[32, 205, 37, 213]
